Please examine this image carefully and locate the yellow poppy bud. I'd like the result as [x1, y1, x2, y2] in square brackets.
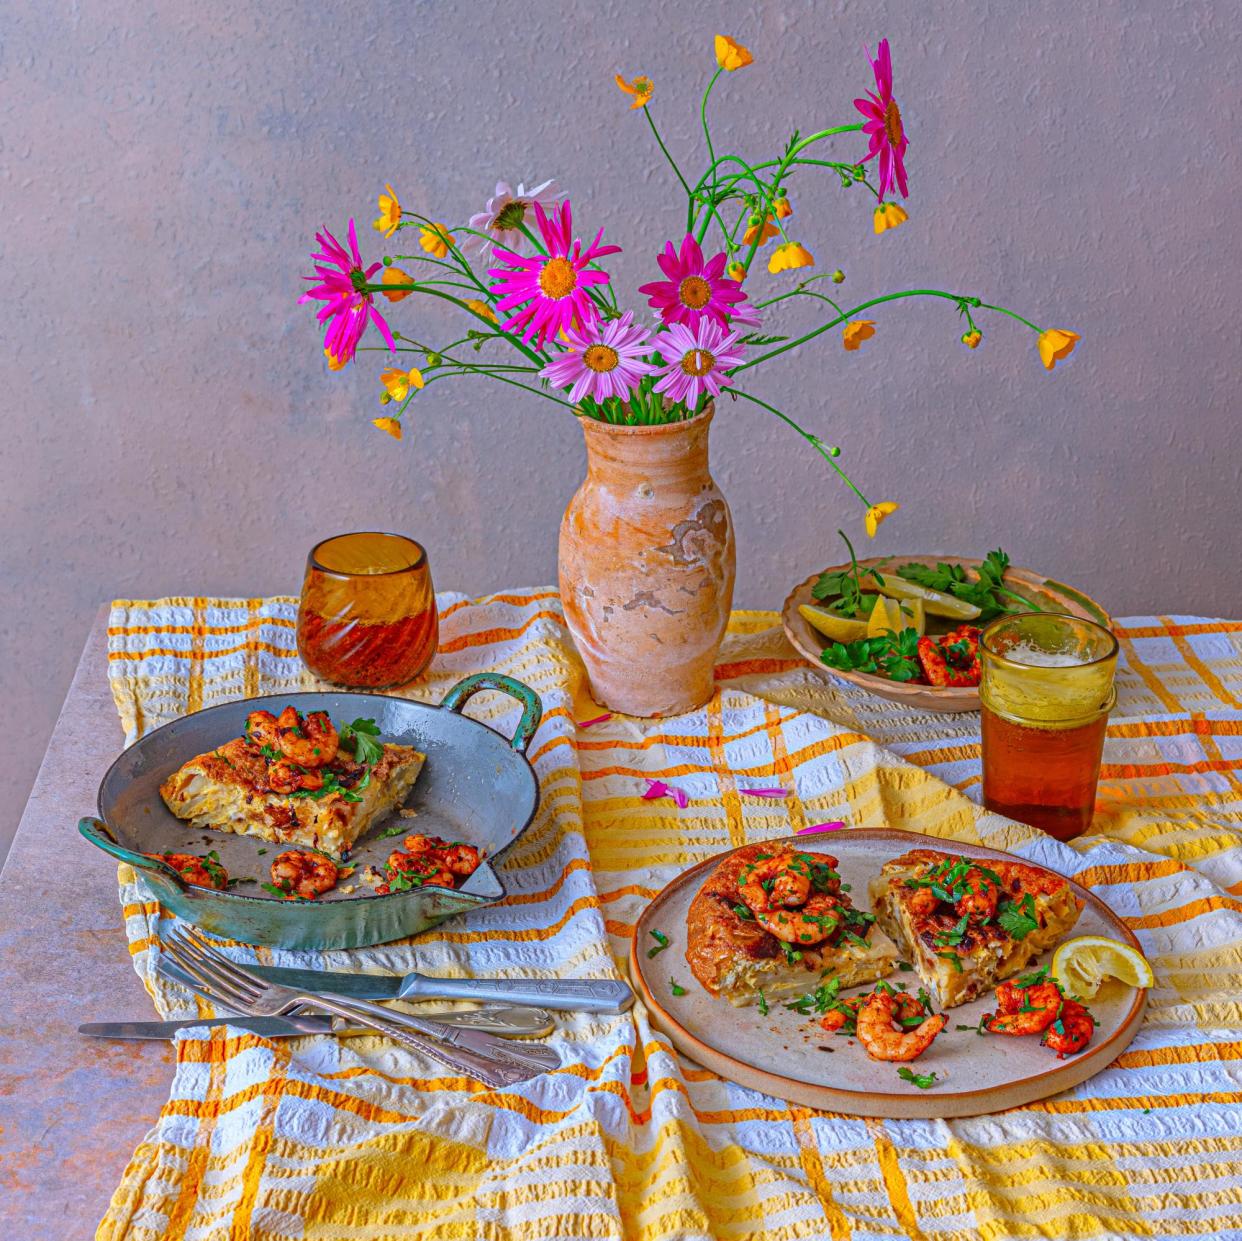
[464, 298, 498, 323]
[961, 330, 982, 350]
[726, 261, 747, 283]
[714, 35, 753, 71]
[372, 417, 403, 440]
[381, 266, 415, 302]
[742, 215, 779, 246]
[831, 269, 845, 284]
[768, 241, 815, 274]
[1038, 329, 1081, 371]
[864, 501, 900, 538]
[419, 223, 455, 259]
[615, 73, 653, 109]
[873, 202, 909, 235]
[381, 367, 426, 402]
[842, 320, 876, 352]
[774, 192, 793, 220]
[373, 184, 402, 238]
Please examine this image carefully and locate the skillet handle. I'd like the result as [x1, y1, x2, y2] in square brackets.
[78, 816, 188, 890]
[439, 674, 542, 754]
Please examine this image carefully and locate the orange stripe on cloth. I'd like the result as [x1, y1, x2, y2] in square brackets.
[1072, 858, 1189, 889]
[108, 638, 297, 662]
[706, 692, 746, 849]
[1116, 632, 1184, 714]
[1114, 1040, 1242, 1070]
[1124, 895, 1242, 930]
[867, 1118, 927, 1241]
[1116, 620, 1242, 639]
[715, 657, 805, 680]
[231, 1036, 290, 1234]
[438, 589, 560, 621]
[106, 616, 297, 639]
[790, 1107, 852, 1240]
[437, 610, 566, 654]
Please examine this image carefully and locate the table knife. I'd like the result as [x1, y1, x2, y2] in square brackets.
[184, 960, 635, 1013]
[81, 1015, 359, 1040]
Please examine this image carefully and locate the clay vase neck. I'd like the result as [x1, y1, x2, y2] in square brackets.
[558, 405, 736, 718]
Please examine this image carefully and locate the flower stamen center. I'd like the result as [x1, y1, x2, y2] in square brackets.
[583, 344, 620, 374]
[885, 99, 904, 147]
[681, 348, 715, 377]
[494, 201, 527, 231]
[539, 256, 578, 299]
[678, 275, 712, 310]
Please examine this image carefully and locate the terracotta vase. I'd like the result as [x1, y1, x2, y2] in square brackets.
[559, 404, 736, 717]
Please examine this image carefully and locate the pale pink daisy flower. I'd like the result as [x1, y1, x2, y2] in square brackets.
[540, 311, 658, 405]
[854, 39, 909, 200]
[653, 319, 746, 408]
[461, 179, 558, 256]
[639, 234, 748, 329]
[488, 200, 620, 347]
[299, 220, 395, 368]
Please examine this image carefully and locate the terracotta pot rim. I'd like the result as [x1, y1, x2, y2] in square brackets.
[575, 402, 715, 438]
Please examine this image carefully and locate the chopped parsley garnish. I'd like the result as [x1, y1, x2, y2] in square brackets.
[259, 744, 281, 761]
[260, 881, 291, 898]
[289, 769, 367, 803]
[842, 929, 870, 948]
[997, 894, 1040, 941]
[378, 821, 410, 839]
[756, 989, 769, 1016]
[781, 941, 803, 965]
[1015, 967, 1049, 989]
[200, 851, 227, 886]
[647, 930, 670, 958]
[731, 903, 755, 921]
[385, 868, 426, 893]
[934, 913, 970, 948]
[897, 1067, 939, 1089]
[341, 717, 383, 766]
[897, 961, 914, 971]
[256, 848, 267, 856]
[669, 978, 687, 997]
[936, 950, 963, 973]
[956, 1017, 990, 1036]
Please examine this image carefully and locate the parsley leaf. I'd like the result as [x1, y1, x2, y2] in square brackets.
[732, 903, 756, 921]
[378, 821, 410, 839]
[997, 894, 1040, 941]
[647, 930, 670, 958]
[756, 989, 769, 1016]
[936, 950, 963, 973]
[897, 1067, 938, 1089]
[669, 978, 687, 997]
[934, 913, 970, 948]
[896, 549, 1035, 624]
[810, 530, 887, 618]
[340, 717, 384, 767]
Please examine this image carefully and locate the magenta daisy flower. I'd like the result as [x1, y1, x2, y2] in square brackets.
[854, 39, 909, 200]
[487, 200, 620, 347]
[299, 220, 396, 367]
[638, 235, 748, 329]
[653, 319, 746, 409]
[539, 311, 658, 405]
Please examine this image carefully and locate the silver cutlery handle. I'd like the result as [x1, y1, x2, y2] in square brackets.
[406, 975, 634, 1014]
[295, 992, 545, 1089]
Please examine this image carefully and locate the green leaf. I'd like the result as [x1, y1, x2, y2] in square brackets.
[756, 989, 769, 1016]
[260, 881, 290, 899]
[670, 978, 687, 997]
[997, 896, 1040, 941]
[897, 1067, 938, 1089]
[935, 913, 970, 948]
[647, 930, 670, 958]
[341, 718, 384, 767]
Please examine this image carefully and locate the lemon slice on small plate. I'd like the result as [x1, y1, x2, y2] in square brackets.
[1052, 936, 1154, 999]
[873, 577, 982, 620]
[866, 596, 905, 638]
[797, 604, 870, 645]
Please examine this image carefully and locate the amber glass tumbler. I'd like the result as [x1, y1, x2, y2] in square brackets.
[297, 532, 438, 688]
[980, 613, 1118, 841]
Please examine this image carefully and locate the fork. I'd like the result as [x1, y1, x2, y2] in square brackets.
[161, 928, 560, 1089]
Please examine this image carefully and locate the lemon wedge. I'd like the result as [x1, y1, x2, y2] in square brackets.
[900, 598, 926, 637]
[867, 596, 905, 638]
[874, 576, 982, 620]
[798, 604, 870, 645]
[1051, 936, 1154, 999]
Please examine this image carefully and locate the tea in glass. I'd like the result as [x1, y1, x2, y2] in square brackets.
[980, 613, 1118, 841]
[297, 532, 438, 688]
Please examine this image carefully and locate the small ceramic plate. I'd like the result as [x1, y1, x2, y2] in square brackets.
[630, 829, 1146, 1119]
[781, 555, 1112, 713]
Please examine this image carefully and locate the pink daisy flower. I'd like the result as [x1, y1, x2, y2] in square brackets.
[462, 178, 558, 256]
[638, 235, 748, 329]
[487, 200, 620, 347]
[539, 311, 658, 405]
[299, 220, 395, 367]
[653, 319, 746, 408]
[854, 38, 909, 200]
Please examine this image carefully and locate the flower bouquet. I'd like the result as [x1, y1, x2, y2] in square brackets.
[300, 34, 1078, 714]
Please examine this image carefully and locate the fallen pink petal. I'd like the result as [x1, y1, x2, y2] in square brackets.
[643, 779, 688, 808]
[796, 821, 847, 834]
[740, 787, 788, 798]
[577, 713, 612, 728]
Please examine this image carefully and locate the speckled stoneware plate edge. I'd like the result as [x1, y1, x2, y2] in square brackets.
[629, 828, 1146, 1119]
[780, 556, 1113, 715]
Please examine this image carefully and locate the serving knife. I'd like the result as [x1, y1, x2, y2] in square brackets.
[82, 1015, 361, 1040]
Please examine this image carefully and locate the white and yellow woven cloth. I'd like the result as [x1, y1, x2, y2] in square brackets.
[99, 591, 1242, 1240]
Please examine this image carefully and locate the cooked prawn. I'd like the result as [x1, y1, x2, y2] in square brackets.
[148, 852, 228, 890]
[984, 981, 1063, 1035]
[267, 759, 306, 795]
[1041, 1000, 1094, 1058]
[755, 892, 843, 945]
[400, 835, 482, 878]
[246, 710, 280, 750]
[904, 861, 999, 922]
[856, 990, 946, 1062]
[275, 705, 339, 768]
[739, 851, 812, 916]
[270, 850, 339, 900]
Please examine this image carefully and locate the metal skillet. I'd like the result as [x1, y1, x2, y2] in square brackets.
[79, 673, 541, 951]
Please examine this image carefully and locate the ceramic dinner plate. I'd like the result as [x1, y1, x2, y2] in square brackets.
[629, 829, 1146, 1119]
[781, 555, 1112, 713]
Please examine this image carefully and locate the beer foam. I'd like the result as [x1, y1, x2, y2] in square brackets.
[1002, 641, 1089, 668]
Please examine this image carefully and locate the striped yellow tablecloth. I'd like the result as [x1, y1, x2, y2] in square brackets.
[99, 592, 1242, 1241]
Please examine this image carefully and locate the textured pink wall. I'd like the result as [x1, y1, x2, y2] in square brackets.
[2, 2, 1239, 852]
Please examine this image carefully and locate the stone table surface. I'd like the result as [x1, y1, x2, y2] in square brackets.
[0, 607, 172, 1238]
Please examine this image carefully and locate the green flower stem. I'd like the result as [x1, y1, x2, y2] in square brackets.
[699, 68, 724, 209]
[731, 289, 1043, 375]
[640, 106, 695, 229]
[730, 388, 870, 507]
[398, 342, 571, 411]
[978, 301, 1042, 332]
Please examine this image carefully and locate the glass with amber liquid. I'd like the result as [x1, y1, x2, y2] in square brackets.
[297, 532, 438, 688]
[980, 613, 1118, 841]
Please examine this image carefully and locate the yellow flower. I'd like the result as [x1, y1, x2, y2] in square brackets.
[381, 266, 415, 302]
[464, 298, 497, 323]
[715, 35, 753, 71]
[768, 241, 814, 274]
[961, 330, 982, 349]
[873, 202, 909, 235]
[324, 347, 348, 371]
[373, 183, 402, 237]
[843, 320, 876, 351]
[742, 213, 779, 246]
[865, 501, 900, 538]
[1038, 329, 1081, 371]
[419, 223, 455, 259]
[381, 367, 425, 401]
[726, 261, 747, 283]
[774, 192, 793, 219]
[372, 417, 403, 440]
[615, 73, 653, 109]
